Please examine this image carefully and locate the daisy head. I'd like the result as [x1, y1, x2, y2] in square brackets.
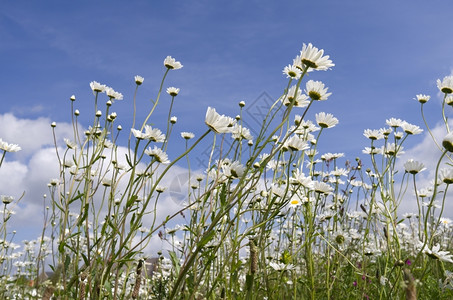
[305, 80, 332, 101]
[164, 56, 183, 70]
[297, 43, 335, 71]
[167, 87, 180, 96]
[316, 112, 339, 128]
[437, 75, 453, 94]
[415, 94, 430, 104]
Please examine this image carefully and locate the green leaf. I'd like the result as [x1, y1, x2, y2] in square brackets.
[169, 251, 181, 274]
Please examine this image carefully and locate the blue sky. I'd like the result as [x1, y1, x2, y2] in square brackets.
[2, 1, 453, 241]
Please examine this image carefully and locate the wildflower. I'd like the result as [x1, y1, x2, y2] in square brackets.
[289, 195, 303, 208]
[437, 75, 453, 94]
[0, 139, 21, 153]
[231, 124, 253, 141]
[170, 116, 177, 124]
[384, 143, 404, 157]
[90, 81, 106, 93]
[424, 244, 453, 263]
[394, 131, 404, 139]
[105, 87, 123, 100]
[282, 85, 310, 107]
[404, 159, 426, 175]
[205, 107, 233, 134]
[440, 168, 453, 184]
[166, 87, 180, 96]
[145, 146, 170, 164]
[446, 96, 453, 106]
[101, 178, 112, 187]
[283, 135, 309, 151]
[401, 122, 423, 135]
[164, 56, 183, 70]
[415, 94, 430, 104]
[96, 110, 102, 117]
[442, 132, 453, 152]
[156, 186, 166, 193]
[1, 195, 13, 205]
[134, 75, 144, 85]
[296, 43, 334, 71]
[321, 152, 344, 161]
[70, 95, 76, 101]
[363, 129, 384, 140]
[49, 179, 60, 186]
[181, 132, 195, 139]
[269, 261, 295, 271]
[222, 161, 245, 178]
[305, 80, 332, 101]
[316, 112, 338, 128]
[386, 117, 404, 128]
[283, 64, 302, 79]
[312, 181, 333, 194]
[362, 147, 381, 155]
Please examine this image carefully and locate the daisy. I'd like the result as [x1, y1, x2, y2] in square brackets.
[363, 129, 384, 140]
[231, 124, 253, 141]
[166, 87, 180, 96]
[437, 75, 453, 94]
[424, 244, 453, 263]
[321, 152, 344, 160]
[401, 122, 423, 135]
[145, 146, 170, 164]
[386, 118, 404, 128]
[90, 81, 106, 93]
[296, 43, 334, 71]
[305, 80, 332, 101]
[312, 181, 333, 194]
[0, 139, 21, 153]
[384, 143, 404, 157]
[181, 132, 195, 139]
[415, 94, 430, 104]
[362, 147, 382, 155]
[164, 56, 183, 70]
[282, 85, 310, 107]
[404, 159, 426, 175]
[440, 168, 453, 184]
[144, 125, 166, 142]
[222, 161, 245, 178]
[205, 107, 233, 134]
[134, 75, 144, 85]
[316, 112, 338, 128]
[288, 195, 303, 208]
[105, 87, 123, 100]
[442, 132, 453, 152]
[284, 135, 309, 151]
[446, 96, 453, 106]
[282, 64, 302, 79]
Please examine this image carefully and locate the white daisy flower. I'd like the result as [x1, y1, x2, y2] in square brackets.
[145, 146, 170, 164]
[316, 112, 338, 128]
[415, 94, 430, 104]
[295, 43, 334, 72]
[164, 56, 183, 70]
[90, 81, 106, 93]
[205, 107, 233, 134]
[437, 75, 453, 94]
[404, 159, 426, 175]
[305, 80, 332, 101]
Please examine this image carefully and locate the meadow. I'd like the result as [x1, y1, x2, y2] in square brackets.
[1, 43, 453, 299]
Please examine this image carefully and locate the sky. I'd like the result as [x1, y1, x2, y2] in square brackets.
[1, 0, 453, 246]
